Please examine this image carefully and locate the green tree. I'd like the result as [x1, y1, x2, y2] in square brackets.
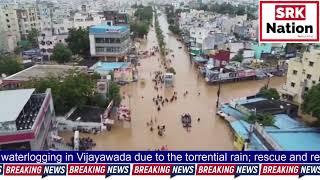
[27, 28, 39, 48]
[130, 6, 153, 39]
[0, 55, 22, 76]
[285, 43, 307, 53]
[107, 82, 122, 106]
[247, 113, 275, 126]
[169, 25, 180, 35]
[51, 43, 72, 63]
[231, 53, 243, 63]
[302, 84, 320, 120]
[166, 67, 176, 75]
[66, 28, 90, 56]
[259, 86, 280, 100]
[24, 72, 94, 114]
[130, 22, 149, 38]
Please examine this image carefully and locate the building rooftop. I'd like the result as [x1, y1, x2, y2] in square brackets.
[89, 24, 129, 34]
[0, 89, 34, 123]
[242, 99, 294, 115]
[4, 65, 87, 81]
[69, 106, 104, 123]
[269, 130, 320, 150]
[90, 62, 130, 73]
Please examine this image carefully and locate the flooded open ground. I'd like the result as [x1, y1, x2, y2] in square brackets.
[60, 13, 285, 150]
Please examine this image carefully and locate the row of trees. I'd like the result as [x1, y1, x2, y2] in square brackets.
[130, 6, 153, 38]
[155, 12, 166, 56]
[23, 71, 122, 114]
[198, 3, 257, 20]
[165, 5, 181, 36]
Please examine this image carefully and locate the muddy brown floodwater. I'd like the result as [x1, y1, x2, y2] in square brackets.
[59, 13, 285, 150]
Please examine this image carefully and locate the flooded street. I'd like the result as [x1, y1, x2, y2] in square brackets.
[60, 13, 285, 150]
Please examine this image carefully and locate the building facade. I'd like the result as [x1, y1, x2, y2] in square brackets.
[103, 10, 128, 25]
[0, 4, 21, 52]
[89, 24, 130, 61]
[281, 46, 320, 104]
[17, 4, 40, 39]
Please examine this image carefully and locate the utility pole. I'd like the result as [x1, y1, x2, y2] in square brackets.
[216, 79, 221, 108]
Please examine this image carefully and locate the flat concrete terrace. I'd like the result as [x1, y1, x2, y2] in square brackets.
[4, 65, 88, 81]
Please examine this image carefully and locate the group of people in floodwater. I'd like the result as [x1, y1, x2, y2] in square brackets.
[152, 92, 178, 112]
[146, 117, 166, 136]
[152, 71, 165, 91]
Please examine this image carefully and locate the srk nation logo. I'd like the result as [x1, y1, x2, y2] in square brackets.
[259, 0, 320, 43]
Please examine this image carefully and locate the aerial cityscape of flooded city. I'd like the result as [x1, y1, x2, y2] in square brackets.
[0, 0, 320, 151]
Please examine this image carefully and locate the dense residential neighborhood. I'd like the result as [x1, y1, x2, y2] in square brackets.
[0, 0, 320, 151]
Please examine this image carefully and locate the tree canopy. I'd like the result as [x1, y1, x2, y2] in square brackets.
[259, 86, 280, 100]
[107, 82, 122, 106]
[130, 6, 153, 38]
[247, 113, 275, 126]
[130, 22, 149, 38]
[66, 28, 90, 56]
[24, 72, 95, 114]
[155, 13, 165, 56]
[167, 67, 176, 75]
[231, 53, 243, 63]
[302, 84, 320, 120]
[51, 43, 72, 63]
[27, 28, 39, 48]
[0, 55, 22, 76]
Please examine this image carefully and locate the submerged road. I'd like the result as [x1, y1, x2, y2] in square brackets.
[60, 12, 285, 150]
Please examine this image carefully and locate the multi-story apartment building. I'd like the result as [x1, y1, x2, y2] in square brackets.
[0, 4, 21, 52]
[89, 23, 130, 61]
[280, 46, 320, 104]
[38, 2, 54, 37]
[16, 4, 40, 39]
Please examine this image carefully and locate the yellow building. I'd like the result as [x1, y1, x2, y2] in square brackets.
[280, 46, 320, 104]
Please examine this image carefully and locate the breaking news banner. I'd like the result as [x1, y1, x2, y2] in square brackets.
[0, 151, 320, 179]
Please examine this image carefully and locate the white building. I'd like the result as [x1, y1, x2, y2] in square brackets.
[38, 33, 68, 59]
[280, 46, 320, 104]
[0, 4, 21, 52]
[72, 12, 104, 29]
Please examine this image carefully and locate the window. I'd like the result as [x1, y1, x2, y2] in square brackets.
[95, 38, 105, 43]
[305, 87, 309, 92]
[6, 19, 9, 22]
[5, 14, 8, 16]
[96, 47, 104, 52]
[7, 25, 11, 28]
[291, 82, 295, 87]
[307, 74, 312, 79]
[293, 70, 298, 75]
[313, 81, 316, 85]
[309, 61, 314, 67]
